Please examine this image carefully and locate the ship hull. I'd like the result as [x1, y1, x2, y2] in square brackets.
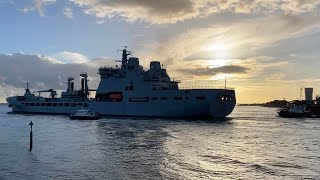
[7, 89, 236, 118]
[92, 89, 236, 118]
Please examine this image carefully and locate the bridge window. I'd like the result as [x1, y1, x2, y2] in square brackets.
[30, 103, 35, 106]
[59, 103, 63, 107]
[53, 103, 57, 107]
[151, 97, 158, 100]
[36, 103, 40, 106]
[26, 103, 29, 106]
[161, 97, 167, 100]
[129, 97, 150, 102]
[77, 103, 82, 106]
[221, 95, 230, 101]
[46, 103, 52, 107]
[64, 103, 70, 107]
[71, 103, 76, 107]
[41, 103, 45, 106]
[185, 97, 189, 99]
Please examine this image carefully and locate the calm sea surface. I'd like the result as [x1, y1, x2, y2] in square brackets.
[0, 105, 319, 179]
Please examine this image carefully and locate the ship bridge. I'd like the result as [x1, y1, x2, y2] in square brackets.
[97, 47, 180, 93]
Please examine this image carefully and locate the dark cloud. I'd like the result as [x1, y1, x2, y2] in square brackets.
[0, 53, 113, 91]
[70, 0, 197, 24]
[108, 0, 195, 15]
[178, 65, 249, 76]
[68, 0, 320, 24]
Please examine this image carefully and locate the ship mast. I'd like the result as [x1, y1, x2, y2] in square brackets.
[67, 77, 74, 93]
[119, 46, 132, 69]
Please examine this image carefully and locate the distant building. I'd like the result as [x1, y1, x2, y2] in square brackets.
[305, 88, 313, 101]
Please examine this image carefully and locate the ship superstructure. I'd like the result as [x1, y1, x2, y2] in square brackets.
[7, 47, 236, 117]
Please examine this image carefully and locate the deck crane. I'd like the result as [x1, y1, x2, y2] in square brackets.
[33, 89, 57, 99]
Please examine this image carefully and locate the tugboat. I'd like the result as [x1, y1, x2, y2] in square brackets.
[69, 109, 99, 120]
[277, 101, 310, 118]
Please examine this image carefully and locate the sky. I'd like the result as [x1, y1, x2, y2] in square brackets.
[1, 0, 320, 103]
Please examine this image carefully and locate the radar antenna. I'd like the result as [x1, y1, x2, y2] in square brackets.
[25, 82, 30, 93]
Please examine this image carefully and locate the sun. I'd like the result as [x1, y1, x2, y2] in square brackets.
[207, 59, 229, 68]
[204, 41, 230, 60]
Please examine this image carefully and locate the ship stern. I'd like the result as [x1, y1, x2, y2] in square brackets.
[209, 89, 236, 117]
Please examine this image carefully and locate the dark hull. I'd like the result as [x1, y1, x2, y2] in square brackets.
[277, 111, 309, 118]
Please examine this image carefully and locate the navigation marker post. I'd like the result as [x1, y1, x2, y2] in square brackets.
[29, 121, 33, 151]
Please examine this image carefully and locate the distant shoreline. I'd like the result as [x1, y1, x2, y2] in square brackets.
[238, 100, 288, 108]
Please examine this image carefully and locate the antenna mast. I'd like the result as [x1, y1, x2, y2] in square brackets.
[300, 86, 303, 100]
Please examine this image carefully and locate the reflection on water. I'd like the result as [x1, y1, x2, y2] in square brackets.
[0, 105, 319, 179]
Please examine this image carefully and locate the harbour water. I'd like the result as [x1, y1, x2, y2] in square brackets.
[0, 105, 319, 179]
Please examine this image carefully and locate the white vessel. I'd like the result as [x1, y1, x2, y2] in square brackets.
[7, 47, 236, 117]
[70, 109, 99, 120]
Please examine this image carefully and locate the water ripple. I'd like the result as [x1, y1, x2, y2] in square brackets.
[1, 105, 320, 179]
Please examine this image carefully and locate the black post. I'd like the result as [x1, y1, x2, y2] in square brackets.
[29, 121, 33, 151]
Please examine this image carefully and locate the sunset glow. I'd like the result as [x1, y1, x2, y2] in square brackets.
[1, 1, 320, 103]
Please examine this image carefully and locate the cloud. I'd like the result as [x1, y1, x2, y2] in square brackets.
[0, 53, 115, 93]
[69, 0, 196, 24]
[63, 7, 73, 19]
[68, 0, 320, 24]
[135, 13, 320, 70]
[53, 51, 89, 64]
[22, 0, 56, 16]
[178, 65, 249, 77]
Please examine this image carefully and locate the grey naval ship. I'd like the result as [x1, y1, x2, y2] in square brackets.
[7, 47, 236, 117]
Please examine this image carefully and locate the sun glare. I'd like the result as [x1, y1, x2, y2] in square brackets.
[204, 41, 230, 60]
[201, 40, 234, 68]
[207, 59, 229, 68]
[210, 73, 234, 81]
[206, 41, 227, 51]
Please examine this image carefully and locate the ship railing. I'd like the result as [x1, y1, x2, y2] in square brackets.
[179, 86, 235, 90]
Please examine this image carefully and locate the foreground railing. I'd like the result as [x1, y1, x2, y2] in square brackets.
[179, 86, 235, 90]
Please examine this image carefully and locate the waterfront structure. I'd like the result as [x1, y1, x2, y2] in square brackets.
[305, 88, 313, 101]
[7, 48, 236, 117]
